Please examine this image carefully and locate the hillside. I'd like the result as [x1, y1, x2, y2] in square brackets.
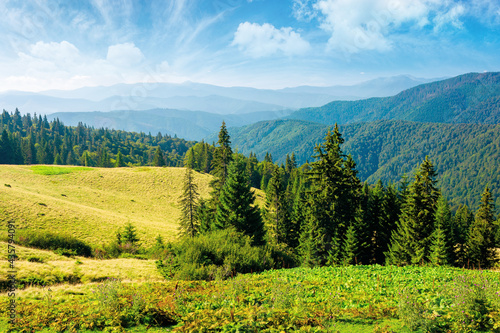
[0, 165, 265, 247]
[287, 72, 500, 125]
[0, 165, 214, 247]
[228, 119, 500, 210]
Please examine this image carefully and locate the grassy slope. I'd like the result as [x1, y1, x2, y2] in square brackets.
[0, 165, 234, 247]
[0, 165, 265, 290]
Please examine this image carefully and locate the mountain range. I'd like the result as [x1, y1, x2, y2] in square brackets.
[1, 71, 499, 210]
[1, 75, 433, 115]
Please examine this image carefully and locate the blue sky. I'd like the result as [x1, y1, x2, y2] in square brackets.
[0, 0, 499, 91]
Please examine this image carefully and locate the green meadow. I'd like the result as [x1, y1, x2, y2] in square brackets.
[1, 165, 499, 332]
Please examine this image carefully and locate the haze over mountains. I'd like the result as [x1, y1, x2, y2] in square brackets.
[1, 74, 432, 114]
[0, 74, 435, 141]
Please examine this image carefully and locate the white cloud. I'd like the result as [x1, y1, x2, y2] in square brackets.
[0, 40, 164, 92]
[232, 22, 310, 57]
[314, 0, 436, 54]
[310, 0, 476, 54]
[293, 0, 317, 21]
[106, 42, 144, 66]
[433, 4, 466, 31]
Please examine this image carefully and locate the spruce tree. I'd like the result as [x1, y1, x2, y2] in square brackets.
[386, 156, 440, 265]
[429, 226, 449, 266]
[178, 167, 200, 238]
[210, 121, 233, 198]
[343, 225, 359, 265]
[467, 187, 497, 268]
[153, 146, 166, 167]
[123, 222, 140, 244]
[433, 195, 454, 264]
[265, 166, 291, 245]
[454, 204, 474, 267]
[214, 157, 265, 245]
[197, 198, 213, 234]
[115, 150, 125, 167]
[299, 124, 361, 265]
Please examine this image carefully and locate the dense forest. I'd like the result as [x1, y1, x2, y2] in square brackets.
[227, 119, 500, 210]
[1, 108, 498, 271]
[288, 72, 500, 125]
[0, 109, 193, 167]
[161, 121, 499, 282]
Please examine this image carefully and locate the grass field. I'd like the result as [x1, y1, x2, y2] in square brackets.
[0, 164, 265, 248]
[0, 164, 265, 295]
[2, 265, 500, 332]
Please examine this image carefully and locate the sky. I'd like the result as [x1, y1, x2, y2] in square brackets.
[0, 0, 499, 92]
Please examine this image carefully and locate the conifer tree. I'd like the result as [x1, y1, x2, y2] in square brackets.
[122, 222, 140, 244]
[373, 181, 400, 264]
[343, 225, 359, 265]
[153, 146, 166, 167]
[386, 156, 440, 265]
[214, 157, 265, 245]
[265, 166, 290, 245]
[432, 195, 454, 264]
[197, 198, 213, 234]
[184, 148, 196, 169]
[429, 226, 449, 266]
[210, 121, 233, 198]
[467, 187, 497, 268]
[299, 124, 361, 265]
[115, 150, 125, 167]
[54, 153, 63, 165]
[454, 204, 474, 267]
[178, 167, 200, 238]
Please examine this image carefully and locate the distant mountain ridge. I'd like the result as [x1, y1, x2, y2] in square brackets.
[49, 108, 295, 141]
[0, 75, 433, 115]
[287, 72, 500, 125]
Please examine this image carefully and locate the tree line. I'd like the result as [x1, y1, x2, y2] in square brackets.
[179, 122, 499, 269]
[0, 109, 192, 167]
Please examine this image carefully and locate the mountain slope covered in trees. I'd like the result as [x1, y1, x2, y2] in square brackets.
[287, 72, 500, 125]
[227, 119, 500, 210]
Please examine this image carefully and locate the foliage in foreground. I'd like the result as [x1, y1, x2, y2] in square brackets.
[156, 228, 297, 281]
[3, 265, 500, 332]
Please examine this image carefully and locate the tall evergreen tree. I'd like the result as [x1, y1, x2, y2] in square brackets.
[153, 146, 166, 167]
[214, 157, 265, 245]
[210, 121, 233, 197]
[178, 167, 200, 238]
[386, 156, 440, 265]
[115, 150, 125, 167]
[431, 195, 454, 265]
[467, 187, 497, 268]
[454, 204, 474, 267]
[197, 198, 213, 234]
[265, 166, 291, 245]
[299, 124, 361, 266]
[343, 225, 359, 265]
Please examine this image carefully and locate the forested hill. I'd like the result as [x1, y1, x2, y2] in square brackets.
[227, 119, 500, 210]
[287, 72, 500, 125]
[0, 109, 194, 167]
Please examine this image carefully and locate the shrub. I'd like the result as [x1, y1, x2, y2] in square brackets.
[156, 228, 298, 281]
[14, 230, 92, 257]
[27, 256, 45, 263]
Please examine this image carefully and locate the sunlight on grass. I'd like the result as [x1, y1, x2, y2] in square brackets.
[30, 165, 93, 175]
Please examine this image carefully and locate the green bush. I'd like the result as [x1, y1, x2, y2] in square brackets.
[15, 230, 92, 257]
[27, 256, 45, 263]
[156, 228, 298, 281]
